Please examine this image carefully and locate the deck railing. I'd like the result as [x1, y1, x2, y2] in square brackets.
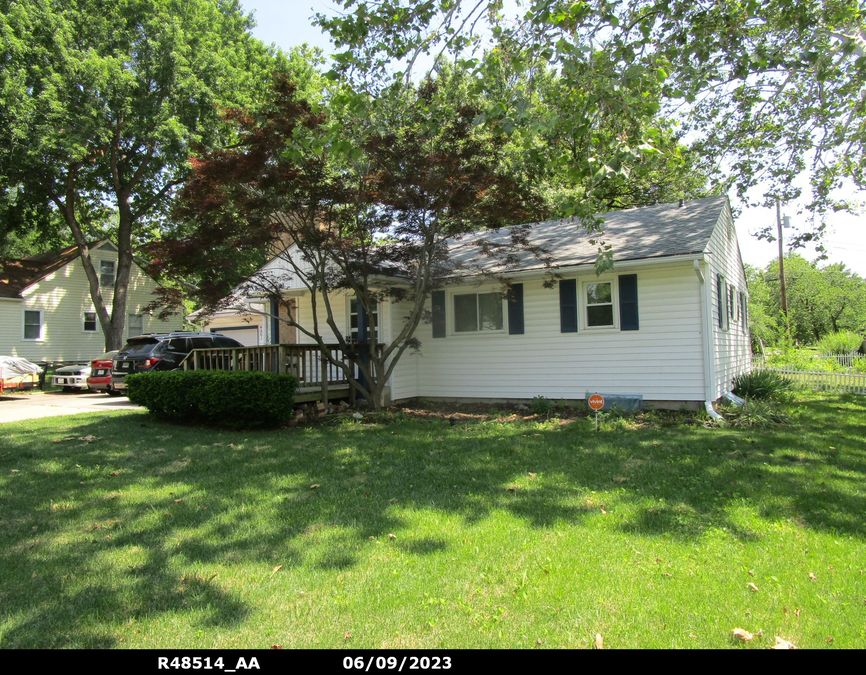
[180, 343, 383, 402]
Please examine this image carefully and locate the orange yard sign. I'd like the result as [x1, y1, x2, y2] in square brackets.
[588, 394, 605, 411]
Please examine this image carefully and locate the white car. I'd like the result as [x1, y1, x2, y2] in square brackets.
[51, 363, 92, 391]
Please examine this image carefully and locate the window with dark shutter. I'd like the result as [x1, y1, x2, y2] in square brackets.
[508, 283, 524, 335]
[559, 279, 578, 333]
[619, 274, 639, 330]
[431, 290, 446, 338]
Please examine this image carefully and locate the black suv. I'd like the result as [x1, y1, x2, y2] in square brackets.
[111, 332, 244, 392]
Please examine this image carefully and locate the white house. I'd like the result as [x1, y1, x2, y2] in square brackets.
[235, 196, 752, 410]
[0, 240, 179, 362]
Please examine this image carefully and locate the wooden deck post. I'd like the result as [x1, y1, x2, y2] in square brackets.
[320, 350, 329, 408]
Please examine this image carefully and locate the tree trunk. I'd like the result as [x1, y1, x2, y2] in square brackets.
[105, 196, 134, 350]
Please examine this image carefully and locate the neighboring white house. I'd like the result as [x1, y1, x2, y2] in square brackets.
[232, 196, 752, 408]
[0, 240, 179, 362]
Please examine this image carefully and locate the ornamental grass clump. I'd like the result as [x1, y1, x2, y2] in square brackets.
[126, 370, 298, 429]
[722, 399, 792, 428]
[732, 370, 793, 401]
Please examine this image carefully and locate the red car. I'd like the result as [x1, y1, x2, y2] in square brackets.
[86, 351, 120, 395]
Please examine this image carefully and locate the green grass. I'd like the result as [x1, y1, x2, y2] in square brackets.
[1, 394, 864, 649]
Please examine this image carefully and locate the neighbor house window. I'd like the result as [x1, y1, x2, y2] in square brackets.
[585, 281, 614, 327]
[100, 260, 115, 287]
[83, 311, 98, 332]
[454, 292, 503, 332]
[127, 313, 143, 338]
[23, 309, 43, 340]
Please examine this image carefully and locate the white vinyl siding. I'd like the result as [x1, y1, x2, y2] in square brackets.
[408, 263, 706, 402]
[706, 204, 752, 400]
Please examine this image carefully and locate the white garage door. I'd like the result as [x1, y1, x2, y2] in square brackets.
[213, 328, 259, 346]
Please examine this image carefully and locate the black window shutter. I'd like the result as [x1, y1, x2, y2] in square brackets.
[619, 274, 639, 331]
[431, 290, 446, 338]
[508, 283, 524, 335]
[559, 279, 578, 333]
[716, 275, 723, 329]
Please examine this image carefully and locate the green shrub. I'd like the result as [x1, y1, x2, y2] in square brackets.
[732, 370, 792, 401]
[816, 330, 862, 355]
[126, 370, 298, 429]
[530, 395, 554, 416]
[853, 356, 866, 374]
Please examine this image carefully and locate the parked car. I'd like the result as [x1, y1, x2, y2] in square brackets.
[111, 332, 244, 392]
[51, 363, 93, 391]
[86, 351, 120, 395]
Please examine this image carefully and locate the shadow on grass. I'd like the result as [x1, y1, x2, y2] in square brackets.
[0, 393, 864, 646]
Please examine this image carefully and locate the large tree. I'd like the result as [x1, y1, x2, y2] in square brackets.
[747, 254, 866, 346]
[0, 0, 278, 349]
[149, 75, 545, 408]
[315, 0, 866, 245]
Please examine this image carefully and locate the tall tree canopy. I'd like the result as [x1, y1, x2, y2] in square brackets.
[747, 254, 866, 346]
[0, 0, 279, 348]
[315, 0, 866, 245]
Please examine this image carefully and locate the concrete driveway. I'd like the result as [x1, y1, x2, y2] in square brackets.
[0, 391, 142, 424]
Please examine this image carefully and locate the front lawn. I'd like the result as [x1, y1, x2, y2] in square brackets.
[1, 394, 864, 648]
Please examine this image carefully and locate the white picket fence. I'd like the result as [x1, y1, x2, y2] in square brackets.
[753, 364, 866, 395]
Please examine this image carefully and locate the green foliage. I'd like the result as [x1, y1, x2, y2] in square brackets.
[748, 254, 866, 348]
[764, 351, 846, 373]
[530, 395, 554, 416]
[722, 400, 792, 428]
[853, 356, 866, 374]
[815, 330, 863, 356]
[314, 0, 866, 237]
[732, 370, 793, 401]
[126, 371, 298, 429]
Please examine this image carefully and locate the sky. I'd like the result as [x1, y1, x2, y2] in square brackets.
[240, 1, 866, 277]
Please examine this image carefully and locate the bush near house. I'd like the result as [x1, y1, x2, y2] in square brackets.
[126, 371, 298, 429]
[732, 370, 793, 401]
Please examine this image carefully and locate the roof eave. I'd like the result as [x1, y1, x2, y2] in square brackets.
[442, 252, 709, 282]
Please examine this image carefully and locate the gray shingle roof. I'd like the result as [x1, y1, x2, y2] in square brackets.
[447, 196, 728, 273]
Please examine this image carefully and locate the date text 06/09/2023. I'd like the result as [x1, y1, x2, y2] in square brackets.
[343, 656, 452, 671]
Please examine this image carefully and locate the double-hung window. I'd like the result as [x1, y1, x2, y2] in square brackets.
[23, 309, 43, 340]
[127, 313, 144, 338]
[83, 311, 98, 332]
[585, 281, 614, 328]
[100, 260, 116, 288]
[453, 292, 503, 333]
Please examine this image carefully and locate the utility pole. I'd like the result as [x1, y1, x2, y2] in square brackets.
[776, 197, 788, 317]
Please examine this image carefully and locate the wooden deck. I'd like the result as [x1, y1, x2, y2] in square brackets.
[180, 343, 382, 405]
